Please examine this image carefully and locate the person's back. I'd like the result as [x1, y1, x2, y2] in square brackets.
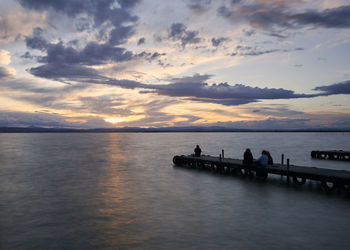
[194, 145, 202, 157]
[255, 151, 268, 166]
[243, 149, 253, 164]
[267, 152, 273, 165]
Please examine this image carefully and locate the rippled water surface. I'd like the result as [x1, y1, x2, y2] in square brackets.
[1, 132, 349, 249]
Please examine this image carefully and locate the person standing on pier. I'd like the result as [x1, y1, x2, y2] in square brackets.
[194, 145, 202, 157]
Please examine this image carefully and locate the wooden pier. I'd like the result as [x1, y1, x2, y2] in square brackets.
[173, 155, 350, 192]
[311, 150, 350, 161]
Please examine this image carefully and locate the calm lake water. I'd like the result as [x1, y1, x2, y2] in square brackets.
[1, 132, 349, 249]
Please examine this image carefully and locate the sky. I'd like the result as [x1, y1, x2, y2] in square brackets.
[0, 0, 350, 129]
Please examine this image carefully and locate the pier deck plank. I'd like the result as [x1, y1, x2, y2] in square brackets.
[175, 155, 350, 184]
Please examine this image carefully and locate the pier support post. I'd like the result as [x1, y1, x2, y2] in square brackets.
[219, 154, 222, 162]
[222, 149, 224, 159]
[287, 158, 290, 185]
[281, 154, 284, 165]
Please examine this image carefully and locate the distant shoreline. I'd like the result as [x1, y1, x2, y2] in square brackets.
[1, 127, 349, 133]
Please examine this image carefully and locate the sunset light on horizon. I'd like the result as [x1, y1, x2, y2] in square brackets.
[1, 0, 350, 129]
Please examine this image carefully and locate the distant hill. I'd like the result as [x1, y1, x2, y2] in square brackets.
[0, 126, 349, 133]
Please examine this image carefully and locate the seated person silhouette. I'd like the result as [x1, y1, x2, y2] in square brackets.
[254, 150, 269, 167]
[266, 151, 273, 165]
[194, 145, 202, 157]
[243, 148, 253, 164]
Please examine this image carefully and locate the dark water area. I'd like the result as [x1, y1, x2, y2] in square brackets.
[0, 132, 349, 249]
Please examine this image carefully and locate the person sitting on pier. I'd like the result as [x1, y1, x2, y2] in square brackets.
[266, 151, 273, 165]
[254, 150, 269, 167]
[243, 148, 253, 164]
[194, 145, 202, 157]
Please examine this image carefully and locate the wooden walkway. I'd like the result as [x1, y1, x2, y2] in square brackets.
[173, 155, 350, 192]
[311, 150, 350, 161]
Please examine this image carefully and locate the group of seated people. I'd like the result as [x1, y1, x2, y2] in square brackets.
[243, 148, 273, 166]
[193, 145, 273, 167]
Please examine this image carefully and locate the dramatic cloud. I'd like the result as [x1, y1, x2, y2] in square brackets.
[19, 0, 140, 48]
[25, 28, 134, 65]
[187, 0, 212, 14]
[211, 37, 229, 47]
[230, 45, 303, 56]
[18, 0, 140, 26]
[218, 3, 350, 32]
[26, 59, 350, 107]
[168, 23, 202, 47]
[0, 50, 11, 64]
[137, 37, 145, 45]
[0, 78, 88, 94]
[0, 66, 16, 80]
[25, 27, 48, 51]
[211, 118, 312, 130]
[29, 63, 104, 82]
[0, 111, 112, 128]
[291, 6, 350, 29]
[143, 76, 350, 106]
[24, 24, 163, 82]
[0, 6, 46, 44]
[28, 62, 145, 89]
[314, 80, 350, 95]
[151, 76, 315, 105]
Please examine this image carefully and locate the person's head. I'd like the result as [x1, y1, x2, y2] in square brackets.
[196, 145, 199, 148]
[262, 150, 268, 155]
[245, 148, 251, 152]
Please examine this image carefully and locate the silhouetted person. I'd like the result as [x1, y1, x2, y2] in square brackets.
[194, 145, 202, 157]
[254, 150, 269, 167]
[266, 151, 273, 165]
[243, 148, 253, 164]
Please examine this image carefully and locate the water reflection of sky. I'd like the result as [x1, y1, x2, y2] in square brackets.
[0, 132, 349, 249]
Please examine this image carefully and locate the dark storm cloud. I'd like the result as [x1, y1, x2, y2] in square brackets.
[230, 45, 303, 57]
[217, 3, 350, 31]
[117, 0, 140, 8]
[29, 63, 104, 81]
[28, 66, 350, 107]
[291, 6, 350, 28]
[313, 80, 350, 95]
[154, 81, 314, 101]
[187, 0, 212, 14]
[168, 23, 201, 47]
[267, 32, 288, 39]
[19, 0, 140, 46]
[232, 49, 279, 56]
[18, 0, 140, 26]
[25, 27, 48, 51]
[28, 62, 146, 90]
[138, 74, 316, 106]
[136, 51, 166, 61]
[109, 25, 135, 45]
[137, 37, 145, 45]
[211, 37, 229, 47]
[25, 28, 134, 65]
